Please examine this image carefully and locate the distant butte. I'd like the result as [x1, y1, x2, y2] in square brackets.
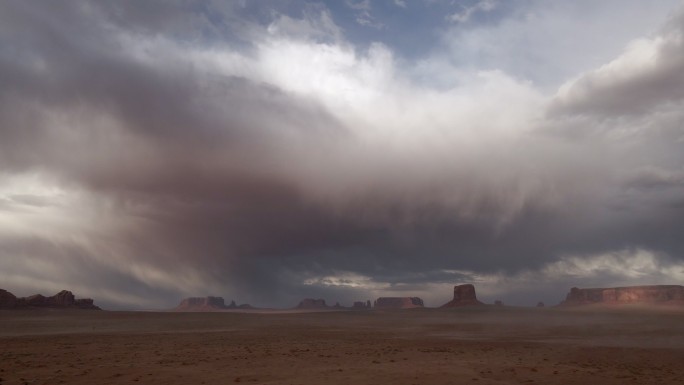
[440, 284, 484, 307]
[296, 298, 328, 309]
[559, 285, 684, 306]
[0, 289, 100, 310]
[374, 297, 424, 309]
[174, 296, 253, 311]
[352, 301, 371, 309]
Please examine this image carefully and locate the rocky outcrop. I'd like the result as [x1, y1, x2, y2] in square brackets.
[50, 290, 76, 306]
[559, 285, 684, 306]
[75, 298, 98, 309]
[296, 298, 328, 309]
[0, 289, 17, 308]
[0, 289, 100, 310]
[537, 302, 545, 307]
[441, 284, 484, 307]
[174, 296, 255, 311]
[374, 297, 424, 309]
[175, 296, 227, 311]
[352, 301, 370, 309]
[24, 294, 48, 306]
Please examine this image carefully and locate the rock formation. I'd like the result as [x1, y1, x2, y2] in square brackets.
[352, 301, 369, 309]
[24, 294, 48, 307]
[0, 289, 100, 310]
[174, 296, 249, 311]
[174, 296, 255, 311]
[440, 284, 484, 307]
[374, 297, 424, 309]
[494, 300, 504, 306]
[296, 298, 328, 309]
[537, 302, 545, 307]
[559, 285, 684, 306]
[52, 290, 76, 306]
[0, 289, 17, 308]
[75, 298, 97, 308]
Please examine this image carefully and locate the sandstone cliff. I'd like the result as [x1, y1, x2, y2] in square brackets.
[559, 285, 684, 306]
[174, 296, 227, 311]
[174, 296, 257, 311]
[0, 289, 100, 310]
[374, 297, 424, 309]
[296, 298, 328, 309]
[440, 284, 484, 307]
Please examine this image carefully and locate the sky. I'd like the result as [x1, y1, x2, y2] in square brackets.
[1, 0, 684, 310]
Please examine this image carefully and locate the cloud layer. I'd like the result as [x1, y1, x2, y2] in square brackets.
[1, 1, 683, 309]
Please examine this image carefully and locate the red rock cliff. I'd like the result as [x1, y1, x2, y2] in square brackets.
[560, 285, 684, 306]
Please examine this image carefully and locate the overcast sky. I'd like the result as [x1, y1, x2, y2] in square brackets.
[1, 0, 684, 309]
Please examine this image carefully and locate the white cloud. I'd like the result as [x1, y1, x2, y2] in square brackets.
[303, 272, 384, 289]
[345, 0, 371, 11]
[448, 0, 497, 23]
[541, 249, 678, 280]
[442, 1, 683, 89]
[550, 13, 684, 116]
[266, 7, 342, 42]
[345, 0, 384, 29]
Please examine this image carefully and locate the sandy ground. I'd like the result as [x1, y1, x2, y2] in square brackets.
[2, 306, 684, 384]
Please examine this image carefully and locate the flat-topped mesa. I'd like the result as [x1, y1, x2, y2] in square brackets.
[560, 285, 684, 306]
[296, 298, 328, 309]
[75, 298, 98, 309]
[441, 284, 484, 308]
[173, 297, 254, 311]
[0, 289, 100, 310]
[175, 296, 227, 311]
[374, 297, 424, 309]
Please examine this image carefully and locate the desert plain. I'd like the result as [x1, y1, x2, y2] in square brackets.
[2, 306, 684, 385]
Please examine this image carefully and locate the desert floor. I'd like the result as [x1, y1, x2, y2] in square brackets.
[2, 306, 684, 384]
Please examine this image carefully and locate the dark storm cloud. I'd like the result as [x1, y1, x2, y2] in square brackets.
[0, 1, 355, 307]
[1, 1, 684, 308]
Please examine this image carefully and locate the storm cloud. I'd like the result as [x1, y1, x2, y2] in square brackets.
[1, 0, 683, 309]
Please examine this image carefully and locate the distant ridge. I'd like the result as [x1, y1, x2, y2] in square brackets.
[0, 288, 100, 310]
[296, 298, 328, 309]
[374, 297, 424, 309]
[559, 285, 684, 306]
[173, 296, 254, 311]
